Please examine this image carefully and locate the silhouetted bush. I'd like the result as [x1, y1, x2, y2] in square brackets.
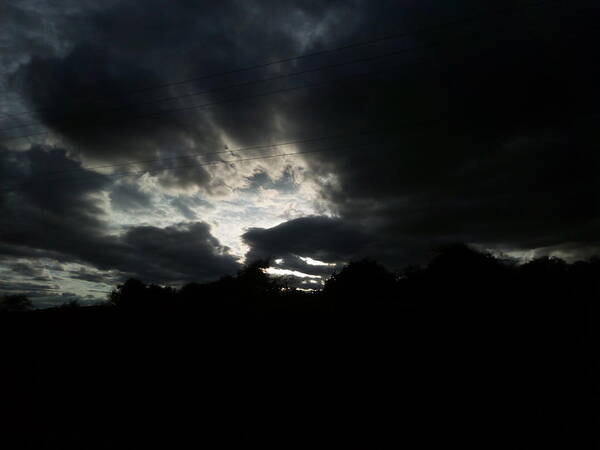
[1, 244, 598, 449]
[93, 245, 598, 320]
[0, 294, 32, 312]
[323, 259, 398, 312]
[109, 278, 148, 308]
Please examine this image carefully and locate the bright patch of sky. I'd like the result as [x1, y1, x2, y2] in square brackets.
[106, 154, 327, 261]
[265, 267, 322, 279]
[298, 256, 336, 266]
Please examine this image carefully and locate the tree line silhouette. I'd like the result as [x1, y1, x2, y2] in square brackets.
[1, 244, 597, 449]
[2, 244, 597, 318]
[65, 243, 598, 321]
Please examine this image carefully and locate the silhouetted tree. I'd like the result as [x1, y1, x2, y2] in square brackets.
[417, 243, 512, 307]
[323, 259, 397, 311]
[2, 244, 598, 449]
[235, 260, 275, 290]
[58, 299, 81, 310]
[0, 294, 32, 312]
[146, 283, 176, 307]
[427, 243, 505, 277]
[109, 278, 148, 308]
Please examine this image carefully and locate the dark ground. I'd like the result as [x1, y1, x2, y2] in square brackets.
[1, 246, 598, 448]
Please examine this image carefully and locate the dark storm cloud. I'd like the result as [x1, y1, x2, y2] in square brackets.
[0, 147, 239, 284]
[8, 262, 42, 277]
[243, 216, 370, 265]
[9, 41, 220, 193]
[0, 146, 111, 264]
[67, 267, 118, 285]
[109, 182, 153, 211]
[0, 281, 60, 297]
[240, 1, 600, 266]
[243, 215, 439, 270]
[116, 222, 240, 283]
[5, 0, 355, 191]
[2, 0, 599, 282]
[8, 261, 49, 279]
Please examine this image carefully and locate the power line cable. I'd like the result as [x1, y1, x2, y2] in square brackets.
[0, 0, 575, 119]
[3, 107, 597, 193]
[2, 21, 596, 143]
[0, 62, 413, 142]
[0, 139, 388, 193]
[4, 127, 395, 180]
[6, 4, 593, 133]
[1, 117, 451, 192]
[0, 44, 438, 132]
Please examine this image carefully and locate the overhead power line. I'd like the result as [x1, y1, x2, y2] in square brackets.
[0, 62, 411, 142]
[3, 127, 395, 180]
[0, 0, 574, 120]
[1, 20, 596, 143]
[0, 118, 448, 193]
[2, 108, 597, 194]
[0, 44, 437, 132]
[5, 3, 594, 133]
[0, 141, 380, 194]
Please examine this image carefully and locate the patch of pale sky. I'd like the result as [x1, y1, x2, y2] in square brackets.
[53, 262, 114, 298]
[299, 256, 336, 266]
[264, 267, 321, 279]
[102, 152, 328, 262]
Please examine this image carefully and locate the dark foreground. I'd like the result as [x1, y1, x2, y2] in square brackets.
[1, 247, 598, 448]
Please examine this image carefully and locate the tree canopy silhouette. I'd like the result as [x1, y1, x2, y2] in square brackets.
[0, 294, 32, 312]
[0, 244, 597, 449]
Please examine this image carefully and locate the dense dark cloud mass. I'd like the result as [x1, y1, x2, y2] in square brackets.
[1, 0, 599, 301]
[4, 0, 357, 191]
[0, 281, 60, 298]
[117, 222, 239, 282]
[242, 0, 600, 267]
[0, 147, 239, 287]
[0, 146, 111, 262]
[109, 182, 154, 211]
[244, 216, 369, 264]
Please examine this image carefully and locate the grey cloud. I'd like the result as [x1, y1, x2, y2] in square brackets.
[170, 197, 198, 220]
[243, 216, 371, 265]
[8, 261, 49, 279]
[115, 222, 239, 283]
[110, 182, 154, 211]
[288, 2, 600, 262]
[5, 0, 353, 191]
[242, 215, 437, 272]
[67, 267, 119, 285]
[2, 0, 599, 287]
[0, 281, 60, 297]
[0, 147, 239, 285]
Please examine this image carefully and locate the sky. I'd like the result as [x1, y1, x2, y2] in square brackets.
[0, 0, 598, 306]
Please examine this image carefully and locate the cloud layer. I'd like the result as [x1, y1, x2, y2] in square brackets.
[0, 147, 239, 290]
[1, 1, 598, 302]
